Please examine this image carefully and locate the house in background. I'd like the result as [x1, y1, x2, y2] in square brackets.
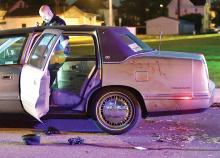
[167, 0, 211, 31]
[0, 10, 6, 30]
[146, 16, 195, 35]
[0, 0, 102, 30]
[72, 0, 118, 26]
[167, 0, 207, 18]
[60, 6, 99, 25]
[146, 0, 210, 35]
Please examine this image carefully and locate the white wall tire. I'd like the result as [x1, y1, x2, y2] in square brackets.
[92, 88, 141, 135]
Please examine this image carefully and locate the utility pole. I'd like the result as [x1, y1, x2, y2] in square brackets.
[109, 0, 113, 26]
[55, 0, 61, 14]
[177, 0, 181, 19]
[203, 0, 211, 32]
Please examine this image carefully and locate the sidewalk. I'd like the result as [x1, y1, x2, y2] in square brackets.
[214, 88, 220, 103]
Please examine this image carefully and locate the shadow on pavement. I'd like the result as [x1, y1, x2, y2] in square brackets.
[0, 114, 103, 133]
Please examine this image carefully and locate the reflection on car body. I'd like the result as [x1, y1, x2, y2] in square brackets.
[0, 25, 215, 134]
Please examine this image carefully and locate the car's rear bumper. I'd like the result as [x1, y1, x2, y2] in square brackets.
[144, 80, 215, 113]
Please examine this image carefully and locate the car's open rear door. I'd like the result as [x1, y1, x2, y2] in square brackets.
[20, 29, 63, 122]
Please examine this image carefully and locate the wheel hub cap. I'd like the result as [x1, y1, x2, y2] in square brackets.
[98, 93, 134, 129]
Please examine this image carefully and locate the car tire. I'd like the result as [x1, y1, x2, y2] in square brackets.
[91, 87, 141, 135]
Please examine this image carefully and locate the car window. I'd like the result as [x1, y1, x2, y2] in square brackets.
[0, 36, 26, 65]
[119, 33, 152, 53]
[28, 33, 57, 69]
[50, 34, 96, 65]
[67, 35, 95, 57]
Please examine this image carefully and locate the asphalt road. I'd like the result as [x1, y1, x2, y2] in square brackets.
[0, 107, 220, 158]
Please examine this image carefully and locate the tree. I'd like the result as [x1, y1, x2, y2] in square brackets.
[118, 0, 171, 26]
[0, 0, 14, 9]
[73, 0, 106, 13]
[211, 0, 220, 26]
[0, 0, 55, 10]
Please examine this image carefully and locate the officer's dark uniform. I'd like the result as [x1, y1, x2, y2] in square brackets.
[42, 15, 70, 55]
[42, 15, 66, 26]
[42, 15, 69, 87]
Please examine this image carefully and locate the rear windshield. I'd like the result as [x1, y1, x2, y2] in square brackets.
[119, 33, 152, 53]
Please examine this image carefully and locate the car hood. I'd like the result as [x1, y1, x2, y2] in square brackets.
[133, 50, 204, 61]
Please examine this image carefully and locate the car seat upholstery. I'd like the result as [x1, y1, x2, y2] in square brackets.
[51, 89, 81, 106]
[51, 62, 95, 107]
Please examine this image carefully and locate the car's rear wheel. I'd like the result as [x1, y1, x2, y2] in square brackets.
[91, 88, 141, 135]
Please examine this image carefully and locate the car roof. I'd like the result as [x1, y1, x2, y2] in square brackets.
[0, 25, 138, 63]
[0, 25, 119, 36]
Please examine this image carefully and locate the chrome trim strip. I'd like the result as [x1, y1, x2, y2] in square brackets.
[102, 50, 156, 64]
[0, 97, 20, 100]
[144, 93, 210, 100]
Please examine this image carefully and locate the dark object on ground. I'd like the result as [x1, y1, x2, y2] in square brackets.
[68, 137, 84, 145]
[211, 103, 220, 107]
[22, 134, 41, 145]
[45, 127, 61, 135]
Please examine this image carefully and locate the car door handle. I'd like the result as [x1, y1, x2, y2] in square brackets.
[33, 79, 37, 85]
[2, 75, 13, 80]
[71, 65, 79, 70]
[77, 74, 86, 77]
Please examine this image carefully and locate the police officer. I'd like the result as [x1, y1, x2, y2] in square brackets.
[39, 5, 66, 26]
[39, 5, 69, 51]
[39, 5, 69, 87]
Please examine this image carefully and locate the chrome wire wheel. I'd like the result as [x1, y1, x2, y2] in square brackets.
[95, 91, 136, 132]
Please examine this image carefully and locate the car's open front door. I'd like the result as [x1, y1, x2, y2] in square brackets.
[20, 29, 63, 122]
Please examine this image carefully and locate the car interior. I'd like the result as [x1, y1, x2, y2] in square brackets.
[48, 34, 97, 109]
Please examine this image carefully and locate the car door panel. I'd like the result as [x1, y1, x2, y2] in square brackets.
[0, 35, 28, 113]
[0, 65, 24, 113]
[20, 29, 63, 121]
[20, 65, 50, 121]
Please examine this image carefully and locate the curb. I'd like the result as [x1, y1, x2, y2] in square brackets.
[214, 88, 220, 103]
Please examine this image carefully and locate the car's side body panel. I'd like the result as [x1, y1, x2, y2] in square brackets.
[102, 53, 214, 112]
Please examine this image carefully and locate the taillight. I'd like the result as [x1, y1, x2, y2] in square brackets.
[181, 96, 192, 100]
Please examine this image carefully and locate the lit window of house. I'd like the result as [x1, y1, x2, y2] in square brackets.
[22, 24, 26, 28]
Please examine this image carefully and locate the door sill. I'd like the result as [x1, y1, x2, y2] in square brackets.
[44, 107, 87, 119]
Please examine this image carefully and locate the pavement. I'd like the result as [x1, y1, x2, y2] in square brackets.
[1, 107, 220, 158]
[0, 88, 219, 158]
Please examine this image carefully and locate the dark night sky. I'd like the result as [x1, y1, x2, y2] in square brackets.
[65, 0, 121, 6]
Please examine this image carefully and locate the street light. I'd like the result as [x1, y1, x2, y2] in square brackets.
[109, 0, 113, 26]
